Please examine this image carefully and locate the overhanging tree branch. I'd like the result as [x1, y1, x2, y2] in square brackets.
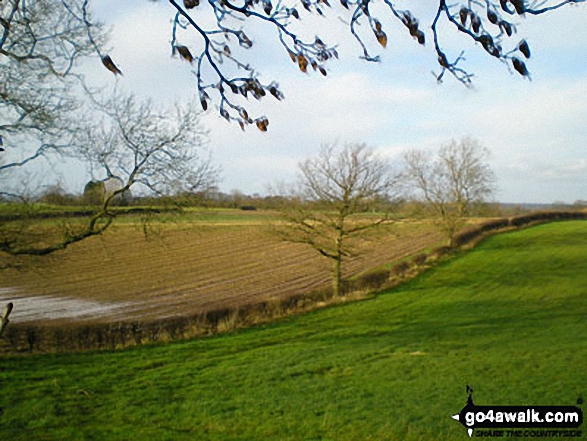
[136, 0, 586, 129]
[0, 92, 220, 257]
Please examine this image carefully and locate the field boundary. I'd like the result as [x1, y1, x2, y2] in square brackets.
[2, 210, 586, 354]
[0, 206, 172, 222]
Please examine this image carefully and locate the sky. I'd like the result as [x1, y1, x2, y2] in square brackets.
[29, 1, 587, 203]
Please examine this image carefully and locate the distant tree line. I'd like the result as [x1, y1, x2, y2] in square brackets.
[3, 136, 586, 260]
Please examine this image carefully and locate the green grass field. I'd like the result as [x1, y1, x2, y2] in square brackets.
[1, 221, 586, 440]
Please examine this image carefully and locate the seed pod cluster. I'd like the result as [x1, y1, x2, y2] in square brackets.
[373, 21, 388, 48]
[509, 0, 525, 14]
[458, 8, 486, 35]
[512, 57, 529, 76]
[297, 54, 308, 73]
[471, 13, 481, 33]
[288, 46, 332, 77]
[101, 55, 122, 75]
[255, 117, 269, 132]
[238, 32, 253, 49]
[243, 78, 266, 99]
[478, 34, 501, 58]
[487, 9, 498, 24]
[183, 0, 199, 8]
[401, 11, 425, 45]
[518, 40, 531, 58]
[269, 84, 284, 100]
[499, 20, 513, 36]
[175, 45, 194, 63]
[459, 7, 468, 25]
[500, 0, 526, 15]
[239, 108, 251, 122]
[200, 91, 210, 111]
[263, 0, 272, 15]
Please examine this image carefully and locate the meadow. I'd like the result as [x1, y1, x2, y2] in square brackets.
[0, 221, 585, 440]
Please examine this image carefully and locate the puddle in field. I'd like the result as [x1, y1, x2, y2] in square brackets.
[0, 288, 138, 323]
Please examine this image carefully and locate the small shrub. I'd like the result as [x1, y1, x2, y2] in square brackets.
[217, 308, 241, 333]
[26, 327, 37, 352]
[432, 246, 452, 258]
[411, 253, 427, 267]
[479, 218, 509, 232]
[354, 269, 391, 290]
[392, 261, 410, 278]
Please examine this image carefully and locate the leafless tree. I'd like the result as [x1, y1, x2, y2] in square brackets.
[277, 143, 400, 297]
[0, 1, 104, 260]
[403, 137, 496, 246]
[76, 93, 220, 197]
[0, 0, 106, 167]
[0, 93, 220, 256]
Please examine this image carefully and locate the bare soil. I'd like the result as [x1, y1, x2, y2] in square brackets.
[0, 217, 441, 326]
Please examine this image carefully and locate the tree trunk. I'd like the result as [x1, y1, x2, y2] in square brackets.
[333, 225, 344, 297]
[332, 257, 342, 297]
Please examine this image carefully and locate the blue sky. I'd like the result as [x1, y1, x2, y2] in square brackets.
[62, 1, 587, 203]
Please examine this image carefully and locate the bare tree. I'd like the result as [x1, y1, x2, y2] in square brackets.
[0, 2, 104, 260]
[403, 137, 496, 246]
[0, 93, 220, 256]
[277, 143, 399, 297]
[0, 0, 106, 166]
[76, 93, 220, 196]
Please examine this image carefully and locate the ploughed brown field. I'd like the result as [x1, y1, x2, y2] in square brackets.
[0, 210, 442, 326]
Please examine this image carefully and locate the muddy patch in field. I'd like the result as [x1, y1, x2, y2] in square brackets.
[0, 288, 138, 324]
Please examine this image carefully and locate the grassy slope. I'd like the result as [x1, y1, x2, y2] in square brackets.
[1, 221, 586, 440]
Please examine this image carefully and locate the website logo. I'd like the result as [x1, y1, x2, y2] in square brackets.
[451, 386, 583, 438]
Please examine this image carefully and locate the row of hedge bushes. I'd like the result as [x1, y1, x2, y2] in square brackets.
[346, 210, 587, 298]
[2, 210, 586, 353]
[1, 289, 335, 353]
[0, 207, 165, 222]
[452, 210, 587, 248]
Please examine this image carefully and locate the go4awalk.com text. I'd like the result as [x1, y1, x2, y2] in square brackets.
[451, 386, 583, 438]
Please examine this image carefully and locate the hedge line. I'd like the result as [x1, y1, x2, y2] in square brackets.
[0, 207, 165, 222]
[452, 210, 587, 248]
[2, 289, 333, 353]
